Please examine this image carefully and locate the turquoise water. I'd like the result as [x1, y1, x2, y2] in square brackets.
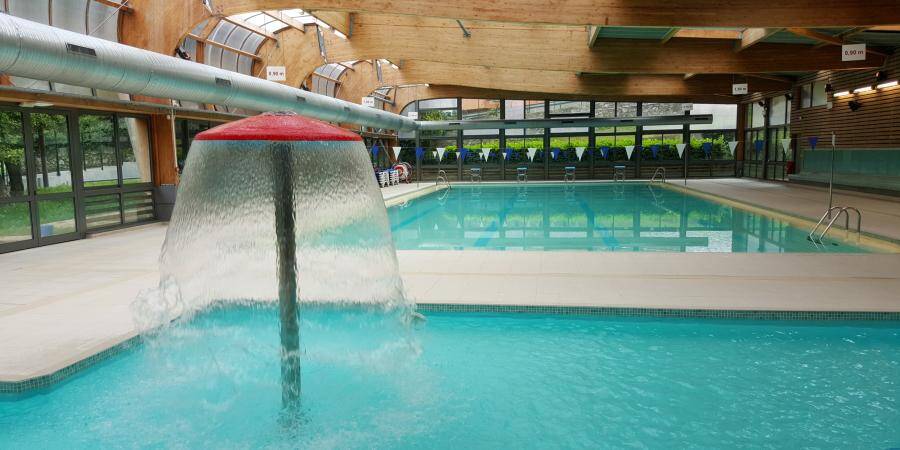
[388, 183, 871, 253]
[2, 307, 899, 448]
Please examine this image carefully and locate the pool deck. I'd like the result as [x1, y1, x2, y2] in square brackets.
[667, 178, 900, 242]
[2, 179, 900, 384]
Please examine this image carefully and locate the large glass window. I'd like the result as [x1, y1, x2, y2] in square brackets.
[38, 198, 76, 237]
[548, 101, 589, 115]
[80, 115, 118, 187]
[0, 202, 31, 244]
[0, 111, 27, 199]
[31, 113, 72, 194]
[118, 117, 153, 184]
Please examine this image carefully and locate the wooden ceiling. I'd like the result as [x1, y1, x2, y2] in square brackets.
[123, 0, 900, 106]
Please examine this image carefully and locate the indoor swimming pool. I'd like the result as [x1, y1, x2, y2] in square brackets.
[2, 306, 898, 448]
[388, 183, 873, 253]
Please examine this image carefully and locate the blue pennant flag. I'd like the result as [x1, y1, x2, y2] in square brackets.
[701, 142, 713, 158]
[371, 145, 380, 159]
[551, 148, 561, 160]
[651, 145, 660, 159]
[808, 136, 819, 150]
[415, 147, 425, 160]
[505, 148, 514, 160]
[459, 148, 469, 161]
[754, 140, 764, 155]
[600, 146, 610, 159]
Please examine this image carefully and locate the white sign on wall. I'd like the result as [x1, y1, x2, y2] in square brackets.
[362, 96, 376, 108]
[407, 111, 419, 120]
[842, 43, 866, 61]
[266, 66, 286, 81]
[732, 83, 748, 95]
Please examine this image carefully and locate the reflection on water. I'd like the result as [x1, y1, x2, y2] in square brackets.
[388, 184, 868, 253]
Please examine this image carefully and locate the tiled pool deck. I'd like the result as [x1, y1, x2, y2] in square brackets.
[2, 179, 900, 386]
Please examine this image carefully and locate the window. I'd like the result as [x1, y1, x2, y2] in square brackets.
[548, 101, 589, 115]
[0, 111, 27, 199]
[800, 84, 812, 108]
[812, 81, 827, 107]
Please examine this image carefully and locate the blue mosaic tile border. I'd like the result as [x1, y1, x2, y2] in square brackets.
[4, 304, 899, 394]
[415, 303, 900, 321]
[0, 335, 141, 395]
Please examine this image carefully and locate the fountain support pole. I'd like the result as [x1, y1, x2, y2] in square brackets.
[273, 144, 301, 410]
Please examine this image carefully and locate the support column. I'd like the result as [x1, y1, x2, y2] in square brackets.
[150, 113, 179, 220]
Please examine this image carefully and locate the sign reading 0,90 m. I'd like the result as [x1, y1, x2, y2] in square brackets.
[841, 43, 866, 62]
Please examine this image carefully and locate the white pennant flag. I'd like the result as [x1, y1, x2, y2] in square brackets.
[527, 147, 537, 161]
[625, 145, 635, 159]
[575, 147, 586, 160]
[391, 146, 401, 161]
[481, 148, 491, 161]
[728, 141, 739, 157]
[436, 147, 446, 161]
[779, 138, 792, 156]
[676, 143, 687, 158]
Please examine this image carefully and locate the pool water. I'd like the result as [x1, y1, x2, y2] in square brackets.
[388, 183, 870, 253]
[2, 307, 899, 448]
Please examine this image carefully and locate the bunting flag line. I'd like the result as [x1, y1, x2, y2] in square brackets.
[575, 147, 586, 160]
[727, 141, 739, 157]
[505, 148, 514, 160]
[527, 147, 537, 161]
[481, 148, 491, 161]
[701, 142, 713, 158]
[415, 147, 425, 160]
[754, 140, 764, 155]
[676, 143, 687, 158]
[808, 136, 818, 151]
[600, 146, 610, 159]
[551, 148, 561, 160]
[391, 146, 401, 161]
[436, 147, 446, 161]
[459, 148, 469, 161]
[625, 145, 635, 159]
[371, 145, 380, 159]
[779, 138, 792, 157]
[651, 144, 660, 159]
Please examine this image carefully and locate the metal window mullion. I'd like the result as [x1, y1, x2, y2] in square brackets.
[21, 111, 39, 244]
[69, 111, 87, 235]
[112, 114, 125, 224]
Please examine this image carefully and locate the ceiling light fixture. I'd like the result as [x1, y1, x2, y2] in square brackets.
[853, 86, 873, 94]
[832, 91, 851, 97]
[877, 80, 899, 89]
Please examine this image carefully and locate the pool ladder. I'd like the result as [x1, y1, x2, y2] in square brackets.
[650, 167, 666, 184]
[808, 206, 862, 244]
[436, 169, 451, 190]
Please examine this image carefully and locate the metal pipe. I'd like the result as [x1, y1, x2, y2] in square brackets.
[417, 115, 712, 131]
[0, 14, 417, 131]
[828, 132, 836, 218]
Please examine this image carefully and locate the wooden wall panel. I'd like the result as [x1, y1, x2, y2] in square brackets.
[790, 54, 900, 151]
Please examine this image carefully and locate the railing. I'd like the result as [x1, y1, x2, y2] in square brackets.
[650, 167, 666, 184]
[808, 206, 862, 244]
[436, 169, 451, 190]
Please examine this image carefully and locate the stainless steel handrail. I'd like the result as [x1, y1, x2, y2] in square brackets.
[808, 206, 862, 243]
[650, 167, 666, 184]
[436, 169, 451, 190]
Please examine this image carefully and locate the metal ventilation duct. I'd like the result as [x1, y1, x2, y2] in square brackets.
[0, 14, 417, 131]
